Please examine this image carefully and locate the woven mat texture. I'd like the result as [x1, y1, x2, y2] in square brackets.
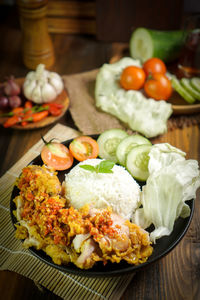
[0, 123, 134, 300]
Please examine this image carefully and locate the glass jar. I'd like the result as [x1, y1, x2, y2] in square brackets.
[178, 14, 200, 77]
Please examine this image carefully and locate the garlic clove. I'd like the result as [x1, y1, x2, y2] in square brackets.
[35, 64, 48, 81]
[50, 72, 61, 80]
[31, 85, 43, 104]
[23, 79, 30, 88]
[36, 64, 45, 74]
[23, 80, 37, 100]
[26, 71, 35, 81]
[48, 74, 64, 94]
[41, 83, 57, 103]
[38, 77, 47, 87]
[43, 70, 49, 80]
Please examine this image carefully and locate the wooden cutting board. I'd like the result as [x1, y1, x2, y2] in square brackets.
[0, 78, 70, 130]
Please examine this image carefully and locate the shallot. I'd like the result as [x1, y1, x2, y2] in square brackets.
[0, 96, 9, 110]
[8, 95, 22, 108]
[4, 76, 21, 96]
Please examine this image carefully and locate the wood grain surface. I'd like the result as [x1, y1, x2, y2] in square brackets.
[96, 0, 183, 42]
[0, 5, 200, 300]
[47, 0, 96, 35]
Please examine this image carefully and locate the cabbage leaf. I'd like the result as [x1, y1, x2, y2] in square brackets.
[132, 143, 200, 243]
[95, 57, 172, 138]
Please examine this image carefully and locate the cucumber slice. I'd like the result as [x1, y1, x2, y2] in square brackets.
[97, 129, 128, 163]
[130, 28, 184, 63]
[171, 77, 196, 104]
[181, 78, 200, 101]
[126, 144, 152, 181]
[190, 77, 200, 93]
[116, 134, 151, 166]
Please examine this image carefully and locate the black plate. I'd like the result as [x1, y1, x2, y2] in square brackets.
[10, 135, 194, 277]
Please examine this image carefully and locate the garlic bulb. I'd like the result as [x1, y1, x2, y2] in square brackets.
[23, 64, 64, 104]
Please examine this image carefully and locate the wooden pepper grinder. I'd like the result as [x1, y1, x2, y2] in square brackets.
[17, 0, 55, 70]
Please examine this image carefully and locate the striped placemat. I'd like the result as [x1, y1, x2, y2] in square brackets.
[0, 123, 134, 300]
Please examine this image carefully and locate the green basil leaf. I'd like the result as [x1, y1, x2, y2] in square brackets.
[98, 169, 113, 173]
[95, 165, 99, 173]
[79, 160, 115, 174]
[99, 160, 115, 170]
[79, 165, 96, 172]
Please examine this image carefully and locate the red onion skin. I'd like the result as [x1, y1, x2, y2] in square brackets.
[8, 96, 22, 108]
[0, 96, 9, 110]
[4, 77, 21, 96]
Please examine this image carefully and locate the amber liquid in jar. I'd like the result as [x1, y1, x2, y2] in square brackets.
[178, 29, 200, 77]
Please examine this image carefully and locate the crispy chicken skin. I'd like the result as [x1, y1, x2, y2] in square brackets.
[14, 165, 153, 269]
[16, 165, 61, 200]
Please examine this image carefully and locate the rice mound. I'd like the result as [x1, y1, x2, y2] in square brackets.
[64, 158, 141, 220]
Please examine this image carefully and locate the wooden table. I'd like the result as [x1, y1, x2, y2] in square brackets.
[0, 6, 200, 300]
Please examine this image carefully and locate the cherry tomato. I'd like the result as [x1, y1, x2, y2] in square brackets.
[69, 136, 99, 161]
[144, 73, 172, 100]
[120, 66, 146, 90]
[143, 58, 167, 76]
[41, 141, 74, 170]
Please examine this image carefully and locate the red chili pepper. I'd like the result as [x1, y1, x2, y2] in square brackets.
[49, 106, 62, 116]
[21, 121, 28, 127]
[42, 103, 63, 116]
[42, 103, 64, 109]
[12, 107, 24, 115]
[3, 115, 21, 128]
[26, 110, 49, 123]
[24, 100, 33, 109]
[1, 107, 24, 118]
[51, 103, 64, 109]
[22, 109, 34, 122]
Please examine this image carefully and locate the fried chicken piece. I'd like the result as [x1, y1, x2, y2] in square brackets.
[70, 207, 153, 268]
[73, 238, 97, 269]
[16, 165, 61, 201]
[72, 233, 91, 251]
[14, 169, 153, 269]
[45, 244, 71, 265]
[99, 212, 130, 253]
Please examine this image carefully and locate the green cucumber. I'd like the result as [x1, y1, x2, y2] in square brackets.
[97, 129, 128, 163]
[190, 77, 200, 93]
[116, 134, 151, 166]
[126, 144, 152, 181]
[181, 78, 200, 101]
[130, 28, 185, 63]
[171, 77, 196, 104]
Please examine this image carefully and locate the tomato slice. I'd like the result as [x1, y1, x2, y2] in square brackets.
[69, 136, 99, 161]
[41, 142, 74, 170]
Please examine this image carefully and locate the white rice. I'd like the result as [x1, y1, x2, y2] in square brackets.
[64, 158, 141, 220]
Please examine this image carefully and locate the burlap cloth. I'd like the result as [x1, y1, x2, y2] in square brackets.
[0, 123, 134, 300]
[63, 69, 200, 135]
